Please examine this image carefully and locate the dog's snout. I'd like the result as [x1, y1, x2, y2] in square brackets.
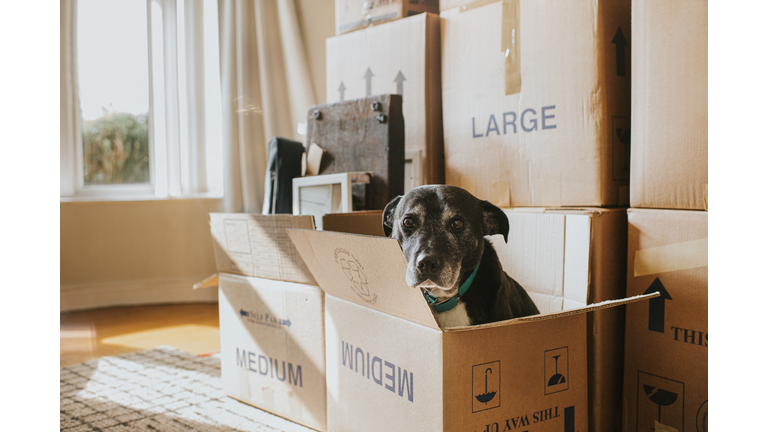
[416, 254, 442, 276]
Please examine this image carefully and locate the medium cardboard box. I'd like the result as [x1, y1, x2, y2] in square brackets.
[209, 213, 327, 431]
[326, 12, 444, 190]
[623, 209, 707, 432]
[335, 0, 439, 35]
[629, 0, 708, 211]
[287, 212, 653, 431]
[440, 1, 631, 207]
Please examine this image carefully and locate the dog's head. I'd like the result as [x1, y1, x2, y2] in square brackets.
[382, 185, 509, 297]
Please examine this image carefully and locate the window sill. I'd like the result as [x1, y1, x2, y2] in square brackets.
[60, 192, 224, 203]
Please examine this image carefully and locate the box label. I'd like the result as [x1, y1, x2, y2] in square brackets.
[335, 248, 378, 305]
[636, 372, 685, 432]
[235, 348, 304, 388]
[476, 405, 575, 432]
[544, 347, 569, 395]
[341, 340, 414, 402]
[473, 361, 501, 413]
[471, 105, 558, 138]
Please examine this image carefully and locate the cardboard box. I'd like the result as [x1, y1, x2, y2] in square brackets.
[218, 273, 327, 431]
[287, 212, 653, 431]
[623, 209, 707, 432]
[335, 0, 439, 35]
[629, 0, 708, 211]
[496, 207, 629, 432]
[440, 1, 631, 207]
[209, 213, 327, 431]
[326, 12, 444, 190]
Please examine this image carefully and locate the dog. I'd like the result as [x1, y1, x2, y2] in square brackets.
[382, 185, 539, 328]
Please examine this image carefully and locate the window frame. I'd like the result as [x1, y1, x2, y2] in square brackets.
[61, 0, 222, 201]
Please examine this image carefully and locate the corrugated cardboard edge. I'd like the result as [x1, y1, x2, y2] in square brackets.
[443, 292, 659, 332]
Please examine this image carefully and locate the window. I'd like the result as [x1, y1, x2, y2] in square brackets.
[61, 0, 223, 199]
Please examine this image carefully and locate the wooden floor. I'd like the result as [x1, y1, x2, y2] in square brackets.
[60, 303, 220, 366]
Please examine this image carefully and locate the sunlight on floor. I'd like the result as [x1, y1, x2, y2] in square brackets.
[100, 324, 220, 355]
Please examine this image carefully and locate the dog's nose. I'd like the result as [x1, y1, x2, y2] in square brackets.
[416, 254, 442, 276]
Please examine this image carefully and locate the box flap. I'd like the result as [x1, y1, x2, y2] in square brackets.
[444, 292, 660, 332]
[209, 213, 316, 285]
[192, 274, 219, 290]
[322, 211, 385, 237]
[287, 229, 441, 331]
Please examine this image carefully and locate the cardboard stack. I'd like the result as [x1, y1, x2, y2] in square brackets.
[207, 213, 328, 431]
[622, 1, 708, 432]
[438, 1, 634, 430]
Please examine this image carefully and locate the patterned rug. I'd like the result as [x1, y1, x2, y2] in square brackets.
[60, 346, 314, 431]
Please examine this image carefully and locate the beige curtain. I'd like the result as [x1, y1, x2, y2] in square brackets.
[218, 0, 317, 213]
[60, 0, 80, 196]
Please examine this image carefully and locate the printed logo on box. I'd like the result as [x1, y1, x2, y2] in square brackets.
[636, 371, 685, 432]
[544, 347, 569, 395]
[239, 309, 291, 330]
[472, 361, 500, 413]
[335, 248, 378, 304]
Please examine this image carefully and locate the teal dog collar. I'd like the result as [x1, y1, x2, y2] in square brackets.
[425, 263, 480, 314]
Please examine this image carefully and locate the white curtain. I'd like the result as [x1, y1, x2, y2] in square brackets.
[218, 0, 317, 213]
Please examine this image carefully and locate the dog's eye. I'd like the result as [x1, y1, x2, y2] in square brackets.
[403, 217, 415, 228]
[451, 219, 464, 230]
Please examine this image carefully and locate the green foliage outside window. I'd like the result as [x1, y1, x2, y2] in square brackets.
[82, 112, 150, 184]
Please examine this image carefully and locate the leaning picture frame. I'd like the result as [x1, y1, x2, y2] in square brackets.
[292, 173, 354, 229]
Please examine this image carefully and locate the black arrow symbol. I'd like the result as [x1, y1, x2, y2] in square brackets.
[338, 81, 346, 102]
[364, 68, 374, 97]
[394, 70, 406, 96]
[564, 406, 575, 432]
[644, 277, 672, 333]
[611, 27, 628, 77]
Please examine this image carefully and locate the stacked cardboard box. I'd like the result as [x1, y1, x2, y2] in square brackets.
[438, 1, 633, 430]
[326, 11, 444, 192]
[207, 213, 328, 431]
[622, 1, 708, 432]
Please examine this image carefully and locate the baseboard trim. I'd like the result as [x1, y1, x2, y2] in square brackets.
[60, 277, 218, 312]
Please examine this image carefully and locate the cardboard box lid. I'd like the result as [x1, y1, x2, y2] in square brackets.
[287, 228, 441, 330]
[209, 213, 317, 285]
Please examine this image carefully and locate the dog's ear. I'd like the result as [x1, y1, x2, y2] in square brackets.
[382, 195, 402, 238]
[480, 200, 510, 243]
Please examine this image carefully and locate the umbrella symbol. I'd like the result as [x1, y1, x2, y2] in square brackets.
[547, 355, 566, 386]
[475, 368, 497, 404]
[643, 385, 678, 427]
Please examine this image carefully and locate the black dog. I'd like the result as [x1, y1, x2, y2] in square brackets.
[382, 185, 539, 327]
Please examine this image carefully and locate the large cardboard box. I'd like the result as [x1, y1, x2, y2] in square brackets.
[440, 1, 631, 207]
[623, 209, 708, 432]
[209, 213, 327, 431]
[335, 0, 439, 35]
[326, 13, 444, 190]
[629, 0, 708, 211]
[288, 211, 653, 431]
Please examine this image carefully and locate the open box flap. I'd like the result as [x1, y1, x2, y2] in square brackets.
[287, 228, 441, 331]
[443, 292, 660, 332]
[209, 213, 316, 285]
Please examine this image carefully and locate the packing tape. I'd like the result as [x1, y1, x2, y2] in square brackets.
[461, 175, 477, 195]
[703, 183, 708, 211]
[634, 238, 708, 277]
[502, 0, 521, 95]
[492, 180, 511, 207]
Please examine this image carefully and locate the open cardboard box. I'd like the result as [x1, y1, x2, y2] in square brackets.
[205, 213, 327, 431]
[288, 211, 657, 432]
